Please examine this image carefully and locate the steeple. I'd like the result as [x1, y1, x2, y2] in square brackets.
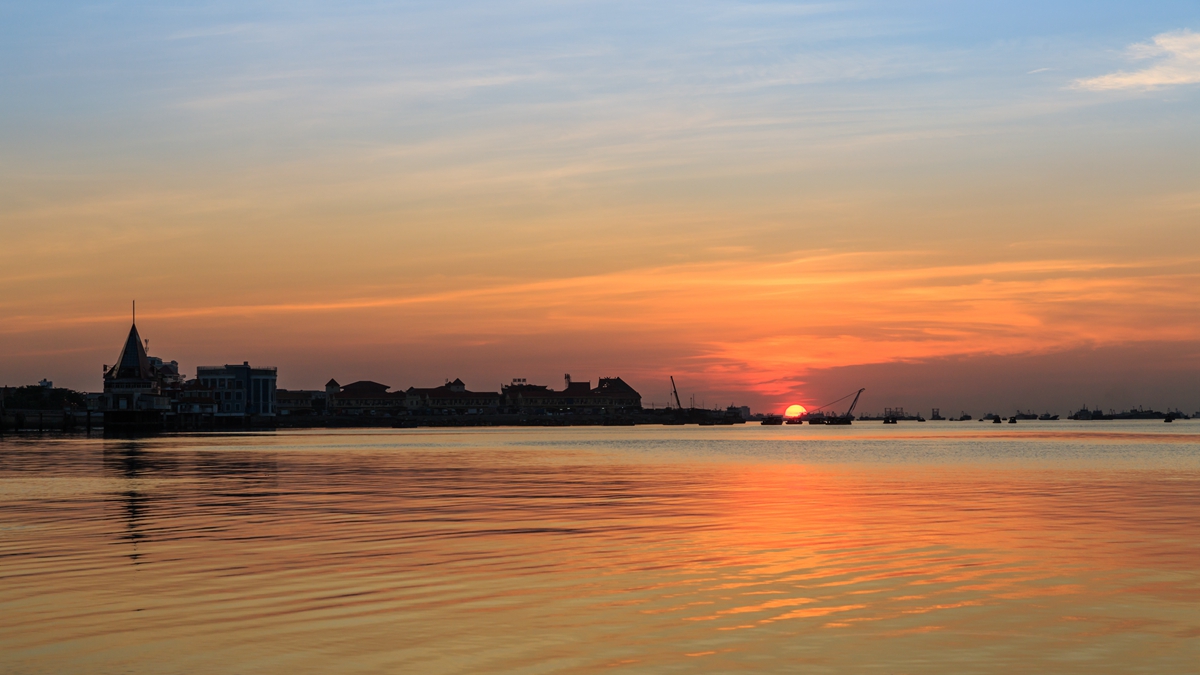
[106, 322, 152, 380]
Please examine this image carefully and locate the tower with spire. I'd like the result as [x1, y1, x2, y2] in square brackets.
[101, 306, 171, 431]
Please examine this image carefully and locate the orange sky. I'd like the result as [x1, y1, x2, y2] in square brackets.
[2, 4, 1199, 414]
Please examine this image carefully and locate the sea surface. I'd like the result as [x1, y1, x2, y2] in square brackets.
[2, 422, 1199, 674]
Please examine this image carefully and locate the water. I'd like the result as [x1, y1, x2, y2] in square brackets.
[2, 423, 1199, 674]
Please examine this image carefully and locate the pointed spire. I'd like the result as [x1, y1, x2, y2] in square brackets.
[106, 322, 152, 380]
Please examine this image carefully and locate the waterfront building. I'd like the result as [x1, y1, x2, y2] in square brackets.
[329, 380, 406, 415]
[196, 362, 277, 418]
[276, 389, 328, 416]
[173, 381, 219, 429]
[406, 378, 503, 414]
[101, 322, 171, 431]
[501, 375, 641, 414]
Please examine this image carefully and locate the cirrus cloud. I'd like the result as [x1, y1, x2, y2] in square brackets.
[1075, 30, 1200, 91]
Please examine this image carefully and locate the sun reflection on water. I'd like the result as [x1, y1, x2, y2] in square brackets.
[1, 426, 1198, 674]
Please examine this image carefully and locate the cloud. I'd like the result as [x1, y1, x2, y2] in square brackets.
[1075, 30, 1200, 91]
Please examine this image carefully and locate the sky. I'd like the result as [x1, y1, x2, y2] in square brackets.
[2, 1, 1199, 416]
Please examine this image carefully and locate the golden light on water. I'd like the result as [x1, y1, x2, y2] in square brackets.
[3, 426, 1200, 673]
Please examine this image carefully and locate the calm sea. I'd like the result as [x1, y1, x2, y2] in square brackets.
[2, 423, 1199, 674]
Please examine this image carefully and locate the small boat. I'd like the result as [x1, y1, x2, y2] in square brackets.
[993, 417, 1002, 424]
[761, 415, 784, 426]
[1008, 417, 1017, 424]
[1038, 413, 1059, 421]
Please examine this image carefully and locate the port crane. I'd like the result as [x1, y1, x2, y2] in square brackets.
[670, 376, 684, 410]
[807, 388, 866, 425]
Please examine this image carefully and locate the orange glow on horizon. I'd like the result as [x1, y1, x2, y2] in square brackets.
[2, 249, 1199, 410]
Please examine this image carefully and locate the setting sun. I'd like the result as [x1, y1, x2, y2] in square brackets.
[784, 405, 806, 417]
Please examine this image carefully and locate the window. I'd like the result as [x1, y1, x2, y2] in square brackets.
[235, 392, 242, 401]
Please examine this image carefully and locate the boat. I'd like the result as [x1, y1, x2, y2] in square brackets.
[1038, 412, 1059, 421]
[1008, 417, 1017, 423]
[1069, 407, 1113, 420]
[761, 415, 784, 426]
[1112, 408, 1167, 420]
[1013, 410, 1038, 420]
[789, 389, 865, 427]
[992, 416, 1001, 424]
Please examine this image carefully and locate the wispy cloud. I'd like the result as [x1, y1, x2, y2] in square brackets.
[1074, 30, 1200, 91]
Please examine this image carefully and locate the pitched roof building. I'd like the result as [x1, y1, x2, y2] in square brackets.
[329, 380, 406, 414]
[406, 379, 502, 413]
[101, 322, 171, 430]
[501, 376, 641, 413]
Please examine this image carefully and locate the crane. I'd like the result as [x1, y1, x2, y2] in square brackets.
[809, 388, 866, 425]
[844, 387, 865, 418]
[670, 376, 684, 410]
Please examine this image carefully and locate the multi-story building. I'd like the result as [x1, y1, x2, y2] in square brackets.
[406, 378, 502, 414]
[101, 322, 171, 431]
[501, 375, 641, 414]
[173, 381, 219, 429]
[328, 380, 406, 415]
[195, 362, 277, 418]
[276, 389, 327, 416]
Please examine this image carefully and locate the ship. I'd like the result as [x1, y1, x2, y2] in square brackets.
[1069, 407, 1113, 420]
[1111, 408, 1168, 420]
[761, 415, 784, 425]
[1038, 412, 1059, 421]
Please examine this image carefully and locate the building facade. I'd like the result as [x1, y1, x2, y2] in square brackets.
[196, 362, 277, 418]
[328, 380, 407, 415]
[501, 375, 642, 414]
[276, 389, 327, 416]
[101, 323, 171, 431]
[406, 378, 502, 414]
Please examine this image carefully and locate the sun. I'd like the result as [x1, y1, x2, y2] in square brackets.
[785, 404, 806, 417]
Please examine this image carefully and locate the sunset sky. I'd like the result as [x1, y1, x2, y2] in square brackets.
[3, 1, 1199, 415]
